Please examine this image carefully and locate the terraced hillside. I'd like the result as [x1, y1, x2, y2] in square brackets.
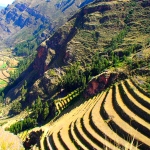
[1, 0, 150, 149]
[41, 78, 150, 150]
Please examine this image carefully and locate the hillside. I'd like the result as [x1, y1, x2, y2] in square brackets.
[4, 0, 150, 103]
[0, 0, 150, 149]
[0, 0, 94, 50]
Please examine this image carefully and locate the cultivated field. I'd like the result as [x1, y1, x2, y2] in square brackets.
[38, 78, 150, 150]
[0, 50, 19, 90]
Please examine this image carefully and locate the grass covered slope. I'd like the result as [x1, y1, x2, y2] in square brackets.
[26, 0, 150, 99]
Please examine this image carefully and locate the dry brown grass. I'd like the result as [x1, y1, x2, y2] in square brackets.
[0, 127, 24, 150]
[0, 71, 7, 80]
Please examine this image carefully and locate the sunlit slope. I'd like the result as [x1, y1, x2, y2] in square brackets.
[43, 78, 150, 150]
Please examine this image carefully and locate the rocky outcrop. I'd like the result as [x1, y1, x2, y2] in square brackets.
[6, 8, 18, 23]
[84, 72, 127, 98]
[23, 130, 43, 149]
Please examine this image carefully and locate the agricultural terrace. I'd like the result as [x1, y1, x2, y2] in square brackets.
[37, 78, 150, 150]
[0, 50, 19, 90]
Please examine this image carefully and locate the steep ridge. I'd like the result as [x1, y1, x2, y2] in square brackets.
[0, 0, 95, 48]
[4, 0, 137, 102]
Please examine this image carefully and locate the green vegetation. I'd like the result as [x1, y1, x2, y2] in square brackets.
[0, 80, 7, 85]
[1, 1, 150, 149]
[11, 101, 22, 114]
[9, 117, 37, 134]
[105, 26, 130, 52]
[0, 63, 7, 69]
[54, 88, 83, 113]
[21, 81, 27, 102]
[61, 54, 109, 91]
[14, 41, 37, 56]
[9, 54, 36, 82]
[32, 96, 50, 122]
[9, 96, 50, 134]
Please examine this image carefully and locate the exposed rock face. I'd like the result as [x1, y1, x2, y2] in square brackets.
[0, 0, 95, 48]
[84, 72, 127, 98]
[23, 130, 43, 149]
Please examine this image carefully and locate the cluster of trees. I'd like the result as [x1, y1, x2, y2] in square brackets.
[91, 53, 109, 75]
[61, 54, 110, 91]
[32, 96, 50, 122]
[9, 96, 50, 134]
[10, 82, 27, 114]
[21, 81, 28, 102]
[9, 55, 35, 82]
[9, 117, 37, 134]
[61, 62, 87, 91]
[11, 101, 22, 114]
[14, 41, 37, 56]
[106, 26, 129, 51]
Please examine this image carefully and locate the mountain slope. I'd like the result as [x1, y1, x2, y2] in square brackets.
[0, 0, 95, 49]
[4, 0, 150, 104]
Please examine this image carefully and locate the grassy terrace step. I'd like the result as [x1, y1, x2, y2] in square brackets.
[50, 96, 88, 132]
[47, 103, 84, 149]
[58, 129, 76, 150]
[104, 88, 150, 150]
[91, 91, 134, 150]
[46, 79, 150, 150]
[69, 122, 88, 150]
[70, 95, 101, 149]
[125, 79, 150, 109]
[119, 82, 150, 123]
[80, 93, 110, 150]
[113, 84, 150, 138]
[75, 118, 103, 150]
[59, 124, 77, 150]
[130, 78, 150, 98]
[47, 93, 101, 149]
[52, 131, 65, 150]
[18, 130, 28, 141]
[54, 88, 83, 112]
[82, 93, 119, 150]
[67, 95, 101, 150]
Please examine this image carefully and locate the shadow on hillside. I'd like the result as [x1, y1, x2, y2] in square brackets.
[53, 93, 92, 122]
